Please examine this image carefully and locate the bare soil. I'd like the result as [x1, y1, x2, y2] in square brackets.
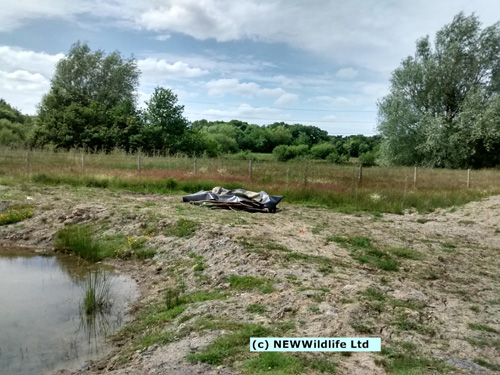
[1, 184, 499, 374]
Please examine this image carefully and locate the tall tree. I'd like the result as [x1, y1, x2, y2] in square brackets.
[141, 87, 189, 153]
[35, 42, 140, 150]
[378, 13, 500, 168]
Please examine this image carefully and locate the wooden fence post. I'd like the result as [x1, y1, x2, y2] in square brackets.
[26, 150, 30, 172]
[249, 159, 253, 179]
[194, 156, 198, 175]
[358, 164, 363, 183]
[138, 153, 141, 171]
[81, 149, 85, 170]
[467, 168, 471, 189]
[413, 166, 417, 187]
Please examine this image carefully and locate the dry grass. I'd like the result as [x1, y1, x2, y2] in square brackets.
[1, 148, 499, 213]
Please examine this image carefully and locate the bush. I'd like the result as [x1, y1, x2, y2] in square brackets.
[310, 142, 337, 159]
[272, 144, 309, 162]
[326, 151, 349, 164]
[359, 151, 377, 167]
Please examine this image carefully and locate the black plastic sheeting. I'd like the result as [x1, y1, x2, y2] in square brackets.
[182, 187, 283, 213]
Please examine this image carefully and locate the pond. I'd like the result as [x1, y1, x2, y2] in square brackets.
[0, 248, 138, 374]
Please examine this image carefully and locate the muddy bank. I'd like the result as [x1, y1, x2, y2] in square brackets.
[1, 185, 499, 374]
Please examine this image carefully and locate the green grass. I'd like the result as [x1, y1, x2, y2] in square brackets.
[55, 226, 155, 262]
[351, 322, 374, 334]
[244, 352, 304, 375]
[82, 270, 113, 316]
[378, 343, 449, 374]
[0, 206, 34, 225]
[387, 247, 422, 260]
[165, 219, 199, 238]
[54, 225, 114, 262]
[393, 313, 436, 335]
[188, 252, 206, 271]
[246, 304, 266, 314]
[474, 358, 500, 371]
[0, 152, 495, 214]
[330, 236, 400, 271]
[227, 275, 275, 294]
[468, 323, 498, 333]
[115, 287, 226, 351]
[187, 323, 273, 365]
[466, 337, 500, 349]
[361, 287, 387, 302]
[243, 353, 336, 375]
[241, 239, 341, 274]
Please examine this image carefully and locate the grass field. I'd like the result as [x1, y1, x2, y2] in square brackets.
[1, 148, 499, 214]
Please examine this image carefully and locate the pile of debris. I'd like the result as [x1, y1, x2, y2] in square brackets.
[182, 187, 283, 213]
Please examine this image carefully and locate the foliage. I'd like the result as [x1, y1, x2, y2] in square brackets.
[244, 352, 304, 375]
[0, 99, 34, 147]
[272, 144, 309, 161]
[187, 323, 273, 365]
[165, 219, 198, 237]
[227, 275, 275, 293]
[0, 206, 33, 226]
[378, 13, 500, 168]
[35, 42, 141, 151]
[359, 151, 377, 167]
[141, 87, 189, 153]
[310, 142, 337, 159]
[82, 270, 113, 316]
[54, 225, 112, 262]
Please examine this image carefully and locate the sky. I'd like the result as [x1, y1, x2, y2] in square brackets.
[0, 1, 498, 136]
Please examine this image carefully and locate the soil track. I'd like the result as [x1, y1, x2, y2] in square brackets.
[1, 185, 499, 374]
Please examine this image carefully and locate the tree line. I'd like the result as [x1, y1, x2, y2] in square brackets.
[0, 42, 380, 163]
[2, 12, 499, 168]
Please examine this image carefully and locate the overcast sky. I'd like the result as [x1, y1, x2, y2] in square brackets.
[0, 1, 498, 135]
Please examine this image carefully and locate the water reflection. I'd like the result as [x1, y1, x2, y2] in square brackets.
[0, 248, 137, 375]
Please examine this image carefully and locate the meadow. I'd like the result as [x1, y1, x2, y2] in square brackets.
[1, 148, 499, 214]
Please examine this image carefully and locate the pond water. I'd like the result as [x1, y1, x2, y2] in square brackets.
[0, 248, 138, 374]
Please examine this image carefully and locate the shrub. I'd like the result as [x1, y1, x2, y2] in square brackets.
[310, 142, 337, 159]
[272, 144, 309, 162]
[326, 151, 349, 164]
[359, 151, 377, 167]
[0, 207, 33, 225]
[54, 225, 108, 262]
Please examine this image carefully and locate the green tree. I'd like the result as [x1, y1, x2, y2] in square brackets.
[378, 13, 500, 168]
[35, 42, 140, 150]
[0, 99, 33, 147]
[141, 87, 189, 153]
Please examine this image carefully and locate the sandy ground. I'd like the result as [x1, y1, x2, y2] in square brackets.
[0, 184, 499, 374]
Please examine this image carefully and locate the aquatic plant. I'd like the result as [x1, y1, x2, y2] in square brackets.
[82, 270, 113, 316]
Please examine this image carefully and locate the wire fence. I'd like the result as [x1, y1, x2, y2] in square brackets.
[1, 148, 499, 191]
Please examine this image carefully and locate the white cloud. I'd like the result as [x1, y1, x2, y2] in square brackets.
[336, 68, 358, 79]
[138, 58, 209, 81]
[122, 0, 499, 73]
[206, 79, 297, 106]
[2, 1, 499, 76]
[0, 46, 64, 113]
[259, 87, 286, 98]
[0, 0, 95, 31]
[0, 46, 64, 77]
[154, 34, 171, 41]
[322, 115, 338, 121]
[275, 93, 298, 106]
[207, 78, 259, 97]
[197, 103, 290, 123]
[0, 70, 51, 114]
[312, 96, 353, 106]
[0, 70, 49, 89]
[269, 75, 294, 86]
